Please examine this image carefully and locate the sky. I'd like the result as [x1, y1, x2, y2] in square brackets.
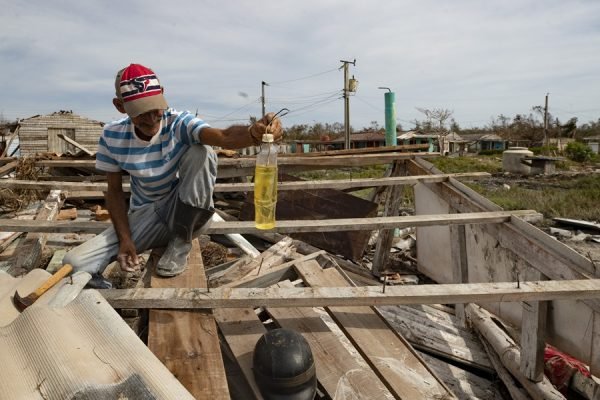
[1, 0, 599, 130]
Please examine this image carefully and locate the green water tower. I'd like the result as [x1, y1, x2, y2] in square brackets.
[378, 87, 397, 146]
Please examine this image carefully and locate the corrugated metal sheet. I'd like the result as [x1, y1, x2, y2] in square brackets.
[0, 270, 194, 400]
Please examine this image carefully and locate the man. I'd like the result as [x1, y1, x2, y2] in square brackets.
[63, 63, 282, 288]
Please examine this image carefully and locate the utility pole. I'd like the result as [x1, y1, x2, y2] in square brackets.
[340, 59, 356, 150]
[261, 81, 269, 118]
[543, 93, 549, 150]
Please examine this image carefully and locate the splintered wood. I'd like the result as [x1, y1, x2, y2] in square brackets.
[147, 239, 229, 399]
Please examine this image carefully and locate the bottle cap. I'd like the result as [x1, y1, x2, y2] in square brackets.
[262, 133, 274, 143]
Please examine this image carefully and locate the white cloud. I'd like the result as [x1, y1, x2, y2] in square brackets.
[0, 0, 599, 129]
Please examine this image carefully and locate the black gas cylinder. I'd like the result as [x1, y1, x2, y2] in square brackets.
[252, 328, 317, 400]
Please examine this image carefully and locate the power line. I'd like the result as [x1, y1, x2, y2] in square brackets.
[267, 89, 341, 102]
[285, 96, 342, 118]
[268, 67, 339, 86]
[213, 97, 261, 120]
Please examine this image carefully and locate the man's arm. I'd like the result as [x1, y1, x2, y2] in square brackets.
[104, 171, 139, 271]
[199, 113, 283, 149]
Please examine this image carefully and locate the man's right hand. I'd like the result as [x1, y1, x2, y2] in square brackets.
[117, 240, 140, 272]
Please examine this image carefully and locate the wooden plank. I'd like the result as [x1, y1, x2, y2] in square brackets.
[466, 304, 565, 400]
[0, 161, 17, 178]
[213, 307, 264, 399]
[212, 298, 267, 398]
[520, 270, 547, 382]
[209, 237, 294, 288]
[286, 142, 430, 156]
[57, 133, 96, 156]
[102, 278, 600, 309]
[225, 250, 326, 289]
[9, 190, 64, 274]
[0, 128, 19, 158]
[0, 172, 490, 193]
[268, 280, 393, 399]
[417, 351, 502, 400]
[147, 239, 229, 399]
[372, 161, 405, 276]
[378, 304, 494, 373]
[36, 151, 439, 169]
[450, 223, 469, 326]
[0, 210, 543, 234]
[295, 261, 453, 399]
[592, 312, 600, 377]
[0, 232, 22, 253]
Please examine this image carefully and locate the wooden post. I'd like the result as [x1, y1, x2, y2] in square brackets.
[520, 271, 548, 382]
[450, 223, 469, 326]
[372, 161, 406, 277]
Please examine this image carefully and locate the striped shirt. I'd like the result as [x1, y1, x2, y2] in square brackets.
[96, 109, 210, 211]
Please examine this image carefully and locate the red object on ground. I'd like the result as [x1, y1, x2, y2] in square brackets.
[544, 345, 590, 393]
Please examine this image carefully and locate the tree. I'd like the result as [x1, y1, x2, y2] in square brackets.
[450, 118, 460, 132]
[415, 108, 454, 132]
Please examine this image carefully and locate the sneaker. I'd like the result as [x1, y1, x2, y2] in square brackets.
[156, 236, 192, 277]
[86, 273, 113, 289]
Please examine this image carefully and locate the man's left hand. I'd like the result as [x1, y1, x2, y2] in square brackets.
[249, 112, 283, 144]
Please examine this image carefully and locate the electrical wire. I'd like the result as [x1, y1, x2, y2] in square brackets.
[213, 97, 261, 120]
[268, 67, 339, 86]
[284, 96, 342, 118]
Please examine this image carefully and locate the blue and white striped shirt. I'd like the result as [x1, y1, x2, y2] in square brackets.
[96, 109, 210, 211]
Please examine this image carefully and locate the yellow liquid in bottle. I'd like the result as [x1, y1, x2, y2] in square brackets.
[254, 165, 277, 229]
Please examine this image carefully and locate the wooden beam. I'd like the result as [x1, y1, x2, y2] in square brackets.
[147, 240, 230, 399]
[35, 151, 438, 170]
[57, 133, 96, 156]
[466, 304, 565, 400]
[0, 128, 18, 158]
[285, 143, 430, 157]
[209, 237, 294, 288]
[450, 222, 469, 326]
[0, 210, 542, 234]
[101, 278, 600, 309]
[0, 172, 489, 193]
[520, 270, 548, 382]
[0, 161, 17, 178]
[372, 161, 406, 277]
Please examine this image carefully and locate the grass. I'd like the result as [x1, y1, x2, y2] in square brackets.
[467, 175, 600, 222]
[431, 155, 599, 222]
[292, 155, 599, 223]
[429, 155, 503, 174]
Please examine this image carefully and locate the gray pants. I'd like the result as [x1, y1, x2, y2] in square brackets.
[63, 145, 217, 275]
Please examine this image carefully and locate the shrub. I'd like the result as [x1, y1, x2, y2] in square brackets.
[529, 146, 559, 155]
[478, 149, 503, 156]
[564, 142, 594, 162]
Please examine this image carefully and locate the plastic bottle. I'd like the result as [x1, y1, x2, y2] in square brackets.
[254, 133, 278, 229]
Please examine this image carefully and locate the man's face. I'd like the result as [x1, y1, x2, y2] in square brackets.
[131, 109, 163, 137]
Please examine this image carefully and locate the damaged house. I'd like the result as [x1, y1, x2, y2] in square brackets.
[0, 142, 598, 399]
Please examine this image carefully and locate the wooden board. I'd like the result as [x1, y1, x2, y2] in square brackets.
[417, 351, 502, 400]
[0, 172, 489, 192]
[294, 261, 454, 399]
[213, 307, 266, 399]
[103, 278, 600, 309]
[147, 239, 229, 399]
[0, 210, 542, 234]
[377, 304, 493, 373]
